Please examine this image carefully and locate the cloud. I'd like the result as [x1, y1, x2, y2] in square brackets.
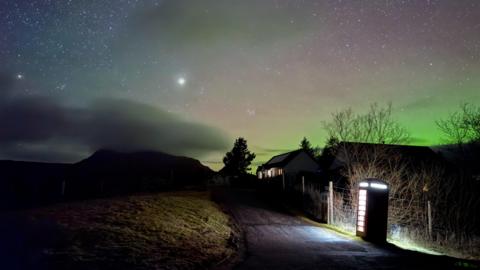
[0, 76, 230, 162]
[82, 98, 229, 154]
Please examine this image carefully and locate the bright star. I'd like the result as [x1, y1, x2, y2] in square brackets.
[177, 77, 186, 86]
[16, 74, 24, 80]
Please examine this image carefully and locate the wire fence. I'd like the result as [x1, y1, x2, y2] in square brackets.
[263, 172, 479, 259]
[330, 183, 432, 238]
[330, 186, 355, 233]
[290, 176, 328, 222]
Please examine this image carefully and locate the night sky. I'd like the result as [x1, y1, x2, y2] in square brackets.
[1, 0, 479, 169]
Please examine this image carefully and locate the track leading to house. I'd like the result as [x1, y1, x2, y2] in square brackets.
[213, 188, 464, 270]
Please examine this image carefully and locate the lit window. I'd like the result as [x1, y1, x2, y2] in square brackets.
[359, 182, 369, 188]
[370, 183, 388, 190]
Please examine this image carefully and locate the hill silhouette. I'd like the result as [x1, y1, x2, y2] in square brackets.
[0, 150, 213, 210]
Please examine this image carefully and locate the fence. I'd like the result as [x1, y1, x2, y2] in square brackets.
[287, 176, 357, 229]
[330, 181, 433, 238]
[287, 176, 357, 230]
[285, 177, 437, 240]
[331, 185, 357, 233]
[261, 166, 480, 259]
[291, 175, 328, 222]
[263, 172, 479, 259]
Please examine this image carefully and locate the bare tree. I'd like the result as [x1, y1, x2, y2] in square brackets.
[333, 144, 424, 225]
[436, 103, 480, 145]
[322, 104, 434, 235]
[322, 102, 412, 217]
[319, 103, 480, 257]
[323, 102, 410, 144]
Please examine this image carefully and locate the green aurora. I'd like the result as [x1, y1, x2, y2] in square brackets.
[1, 1, 479, 170]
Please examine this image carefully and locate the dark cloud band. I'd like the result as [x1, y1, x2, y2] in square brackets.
[0, 76, 229, 162]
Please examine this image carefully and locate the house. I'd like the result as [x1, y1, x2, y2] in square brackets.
[328, 142, 445, 170]
[257, 149, 319, 180]
[324, 141, 449, 187]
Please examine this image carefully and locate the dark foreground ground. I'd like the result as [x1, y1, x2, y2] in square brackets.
[213, 188, 479, 270]
[0, 192, 236, 270]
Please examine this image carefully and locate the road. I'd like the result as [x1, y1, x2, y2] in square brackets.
[213, 188, 466, 270]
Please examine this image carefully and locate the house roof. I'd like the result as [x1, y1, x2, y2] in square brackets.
[329, 142, 445, 170]
[261, 149, 313, 170]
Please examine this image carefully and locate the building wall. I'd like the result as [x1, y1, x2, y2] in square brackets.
[258, 167, 283, 179]
[284, 152, 318, 174]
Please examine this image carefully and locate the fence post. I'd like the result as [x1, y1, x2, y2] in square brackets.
[302, 176, 305, 194]
[61, 180, 66, 197]
[427, 200, 432, 238]
[328, 181, 333, 224]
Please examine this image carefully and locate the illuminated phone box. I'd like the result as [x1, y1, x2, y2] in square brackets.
[356, 178, 389, 243]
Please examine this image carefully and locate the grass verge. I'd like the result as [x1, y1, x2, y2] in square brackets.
[24, 191, 238, 269]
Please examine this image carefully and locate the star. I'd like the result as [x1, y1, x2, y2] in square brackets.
[56, 84, 67, 91]
[246, 108, 256, 117]
[0, 0, 479, 170]
[177, 77, 186, 86]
